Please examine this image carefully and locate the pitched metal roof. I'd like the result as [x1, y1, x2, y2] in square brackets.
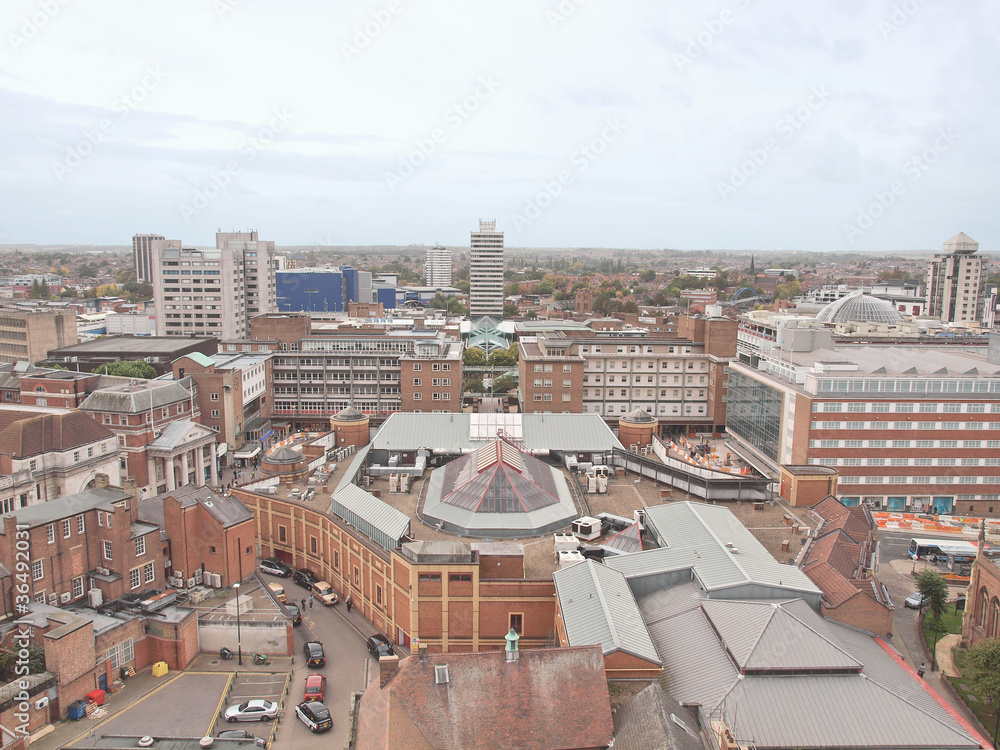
[1, 488, 129, 533]
[330, 482, 410, 551]
[175, 351, 215, 367]
[79, 381, 192, 414]
[370, 412, 623, 454]
[553, 559, 660, 665]
[609, 502, 820, 598]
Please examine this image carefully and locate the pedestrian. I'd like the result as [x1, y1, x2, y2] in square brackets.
[301, 598, 306, 610]
[346, 595, 352, 613]
[917, 662, 926, 678]
[308, 594, 314, 609]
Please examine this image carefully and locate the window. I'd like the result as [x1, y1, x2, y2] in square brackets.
[211, 409, 220, 418]
[106, 639, 135, 670]
[144, 562, 155, 584]
[354, 566, 360, 586]
[62, 519, 71, 538]
[413, 378, 421, 386]
[46, 524, 55, 544]
[376, 584, 383, 607]
[310, 536, 317, 554]
[418, 573, 442, 582]
[31, 559, 43, 580]
[509, 613, 523, 634]
[449, 573, 472, 582]
[278, 525, 287, 543]
[130, 568, 140, 589]
[413, 363, 421, 371]
[103, 541, 113, 560]
[135, 536, 146, 556]
[73, 576, 84, 599]
[78, 515, 85, 533]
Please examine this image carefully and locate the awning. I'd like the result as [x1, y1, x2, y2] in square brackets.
[217, 442, 228, 457]
[233, 445, 262, 459]
[245, 416, 270, 433]
[260, 430, 275, 443]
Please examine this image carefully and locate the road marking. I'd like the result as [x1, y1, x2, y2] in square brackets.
[68, 673, 185, 745]
[207, 672, 236, 737]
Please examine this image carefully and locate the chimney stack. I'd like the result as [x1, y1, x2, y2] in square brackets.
[379, 654, 399, 688]
[418, 643, 428, 662]
[123, 477, 139, 524]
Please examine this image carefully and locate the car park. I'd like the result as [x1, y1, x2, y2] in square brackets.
[304, 673, 327, 701]
[905, 592, 925, 609]
[285, 603, 302, 625]
[293, 568, 319, 588]
[217, 730, 266, 747]
[366, 633, 395, 658]
[224, 699, 279, 723]
[303, 641, 326, 667]
[294, 700, 333, 733]
[312, 580, 339, 606]
[258, 558, 292, 577]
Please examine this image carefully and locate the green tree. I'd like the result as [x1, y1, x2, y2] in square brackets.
[95, 283, 122, 298]
[463, 376, 485, 393]
[30, 280, 51, 299]
[917, 568, 948, 623]
[488, 346, 519, 367]
[0, 644, 45, 682]
[116, 269, 137, 285]
[502, 302, 518, 318]
[966, 639, 1000, 745]
[59, 288, 78, 298]
[504, 282, 521, 296]
[92, 360, 157, 379]
[536, 279, 554, 295]
[638, 269, 657, 282]
[464, 348, 487, 366]
[490, 373, 518, 393]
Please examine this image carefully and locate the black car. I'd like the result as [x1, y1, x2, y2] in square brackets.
[294, 700, 333, 733]
[303, 641, 326, 667]
[285, 603, 302, 626]
[217, 730, 266, 747]
[259, 558, 292, 577]
[366, 633, 395, 658]
[293, 568, 319, 588]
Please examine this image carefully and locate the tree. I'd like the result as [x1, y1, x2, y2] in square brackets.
[488, 346, 519, 367]
[0, 643, 45, 682]
[638, 269, 657, 282]
[917, 568, 948, 623]
[536, 279, 555, 295]
[502, 303, 518, 318]
[464, 348, 487, 366]
[966, 639, 1000, 745]
[490, 373, 518, 394]
[95, 283, 122, 298]
[463, 376, 485, 393]
[93, 360, 157, 379]
[116, 269, 137, 284]
[30, 280, 51, 299]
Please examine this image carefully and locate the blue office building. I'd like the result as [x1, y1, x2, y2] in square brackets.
[276, 269, 343, 312]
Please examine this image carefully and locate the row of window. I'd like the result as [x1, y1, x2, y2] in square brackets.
[584, 388, 706, 400]
[838, 476, 999, 485]
[815, 421, 996, 430]
[815, 401, 998, 413]
[815, 380, 1000, 394]
[412, 378, 451, 386]
[811, 436, 1000, 448]
[812, 454, 1000, 466]
[412, 393, 451, 401]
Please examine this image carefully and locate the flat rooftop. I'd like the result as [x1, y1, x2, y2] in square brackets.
[47, 335, 217, 355]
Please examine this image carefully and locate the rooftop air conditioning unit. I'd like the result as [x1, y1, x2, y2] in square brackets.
[186, 577, 197, 588]
[174, 570, 184, 581]
[194, 569, 203, 584]
[34, 697, 48, 709]
[88, 588, 103, 607]
[59, 592, 72, 604]
[164, 559, 171, 569]
[208, 572, 222, 588]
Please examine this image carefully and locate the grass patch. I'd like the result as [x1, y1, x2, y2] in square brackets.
[922, 602, 963, 653]
[950, 648, 999, 743]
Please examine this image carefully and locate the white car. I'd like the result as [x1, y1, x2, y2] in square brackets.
[904, 592, 925, 609]
[224, 700, 279, 723]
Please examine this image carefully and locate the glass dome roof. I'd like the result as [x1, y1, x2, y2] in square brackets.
[814, 291, 903, 325]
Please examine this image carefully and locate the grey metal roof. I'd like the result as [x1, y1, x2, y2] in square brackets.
[1, 488, 129, 533]
[612, 502, 820, 598]
[719, 674, 979, 749]
[148, 420, 214, 450]
[266, 445, 304, 464]
[80, 381, 192, 414]
[330, 482, 411, 551]
[553, 559, 660, 665]
[370, 412, 623, 454]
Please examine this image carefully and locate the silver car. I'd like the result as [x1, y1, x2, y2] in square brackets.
[224, 699, 279, 723]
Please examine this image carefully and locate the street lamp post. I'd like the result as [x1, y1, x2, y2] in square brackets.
[233, 582, 243, 666]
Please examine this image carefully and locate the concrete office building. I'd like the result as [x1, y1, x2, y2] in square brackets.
[470, 220, 504, 318]
[0, 307, 78, 366]
[151, 231, 276, 339]
[927, 232, 988, 325]
[424, 244, 453, 287]
[132, 233, 164, 283]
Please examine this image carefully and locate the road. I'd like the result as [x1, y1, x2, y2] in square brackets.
[263, 574, 380, 749]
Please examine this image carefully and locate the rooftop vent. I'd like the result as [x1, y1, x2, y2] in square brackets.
[434, 664, 449, 684]
[138, 738, 155, 748]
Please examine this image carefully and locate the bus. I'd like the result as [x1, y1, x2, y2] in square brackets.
[908, 537, 984, 562]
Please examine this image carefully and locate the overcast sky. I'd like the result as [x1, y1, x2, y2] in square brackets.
[1, 1, 997, 252]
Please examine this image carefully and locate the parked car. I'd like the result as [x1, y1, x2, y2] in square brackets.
[285, 603, 302, 626]
[303, 641, 326, 667]
[267, 582, 287, 602]
[311, 580, 339, 606]
[303, 673, 327, 702]
[217, 730, 266, 747]
[258, 558, 292, 577]
[224, 700, 279, 723]
[366, 633, 395, 658]
[294, 700, 333, 733]
[293, 568, 319, 588]
[904, 592, 925, 609]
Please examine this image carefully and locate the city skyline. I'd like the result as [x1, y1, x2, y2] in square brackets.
[1, 2, 998, 252]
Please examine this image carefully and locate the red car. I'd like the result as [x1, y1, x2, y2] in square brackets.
[304, 673, 327, 702]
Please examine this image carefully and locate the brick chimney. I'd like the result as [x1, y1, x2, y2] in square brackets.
[379, 654, 399, 688]
[93, 473, 110, 489]
[418, 643, 428, 662]
[123, 477, 139, 524]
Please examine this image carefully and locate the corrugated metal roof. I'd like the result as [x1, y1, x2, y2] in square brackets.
[553, 559, 660, 665]
[330, 482, 410, 551]
[719, 674, 979, 749]
[700, 600, 862, 672]
[370, 413, 622, 453]
[620, 502, 819, 596]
